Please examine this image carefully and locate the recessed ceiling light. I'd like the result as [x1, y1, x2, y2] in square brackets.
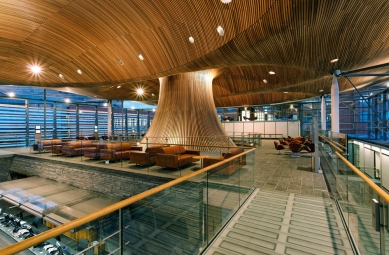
[119, 59, 124, 65]
[77, 69, 82, 74]
[64, 98, 70, 103]
[138, 54, 144, 60]
[59, 74, 64, 79]
[8, 92, 15, 98]
[263, 79, 267, 83]
[136, 88, 144, 95]
[189, 36, 194, 43]
[117, 85, 121, 88]
[319, 89, 323, 92]
[284, 91, 288, 93]
[217, 26, 224, 36]
[30, 65, 41, 74]
[221, 0, 232, 3]
[330, 58, 338, 63]
[151, 93, 155, 97]
[269, 71, 275, 75]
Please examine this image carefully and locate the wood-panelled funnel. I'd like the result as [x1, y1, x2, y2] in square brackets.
[143, 70, 235, 149]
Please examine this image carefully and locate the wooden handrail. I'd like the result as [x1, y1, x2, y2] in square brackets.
[318, 134, 344, 153]
[0, 148, 256, 255]
[335, 151, 389, 204]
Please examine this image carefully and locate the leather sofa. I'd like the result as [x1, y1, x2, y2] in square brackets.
[83, 143, 112, 159]
[156, 145, 200, 169]
[33, 139, 62, 152]
[61, 140, 97, 156]
[100, 142, 142, 162]
[129, 145, 168, 166]
[203, 147, 246, 176]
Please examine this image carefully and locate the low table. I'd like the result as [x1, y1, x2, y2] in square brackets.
[192, 155, 210, 169]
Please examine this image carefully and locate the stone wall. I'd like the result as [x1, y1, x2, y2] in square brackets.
[0, 157, 13, 182]
[7, 155, 172, 198]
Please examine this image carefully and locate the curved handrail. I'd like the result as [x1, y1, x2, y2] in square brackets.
[335, 151, 389, 204]
[0, 147, 256, 255]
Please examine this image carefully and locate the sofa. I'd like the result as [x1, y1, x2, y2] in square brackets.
[33, 139, 62, 152]
[83, 143, 112, 159]
[203, 147, 246, 176]
[100, 142, 142, 162]
[129, 145, 168, 166]
[156, 145, 200, 169]
[61, 140, 97, 156]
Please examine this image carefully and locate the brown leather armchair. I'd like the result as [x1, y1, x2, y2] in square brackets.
[100, 142, 142, 162]
[203, 147, 246, 176]
[129, 145, 167, 166]
[274, 141, 286, 154]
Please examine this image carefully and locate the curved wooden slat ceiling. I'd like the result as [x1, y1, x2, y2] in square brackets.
[1, 0, 389, 106]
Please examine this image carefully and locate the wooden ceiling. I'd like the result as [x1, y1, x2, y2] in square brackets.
[1, 0, 389, 106]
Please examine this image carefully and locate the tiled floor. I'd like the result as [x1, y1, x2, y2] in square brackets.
[254, 140, 330, 198]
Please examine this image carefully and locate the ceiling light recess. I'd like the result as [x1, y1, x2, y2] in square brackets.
[77, 69, 82, 74]
[221, 0, 232, 3]
[330, 58, 338, 63]
[189, 36, 194, 43]
[263, 79, 268, 83]
[138, 54, 144, 60]
[59, 74, 64, 79]
[30, 65, 41, 74]
[217, 26, 224, 36]
[269, 71, 275, 75]
[136, 88, 144, 95]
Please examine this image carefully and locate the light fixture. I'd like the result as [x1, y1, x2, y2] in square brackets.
[136, 88, 144, 95]
[330, 58, 338, 63]
[59, 74, 64, 79]
[119, 59, 124, 65]
[284, 91, 288, 93]
[221, 0, 232, 3]
[189, 36, 194, 43]
[131, 106, 135, 109]
[8, 92, 15, 98]
[30, 65, 41, 74]
[319, 89, 323, 92]
[269, 71, 275, 75]
[117, 85, 121, 88]
[152, 108, 156, 112]
[64, 98, 70, 103]
[151, 93, 155, 97]
[217, 26, 224, 36]
[386, 82, 389, 87]
[77, 69, 82, 74]
[138, 54, 144, 60]
[103, 103, 108, 107]
[263, 79, 267, 83]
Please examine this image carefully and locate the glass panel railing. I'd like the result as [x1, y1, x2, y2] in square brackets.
[0, 147, 256, 255]
[318, 131, 389, 254]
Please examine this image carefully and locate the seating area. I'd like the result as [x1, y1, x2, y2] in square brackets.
[129, 145, 168, 166]
[274, 136, 314, 157]
[32, 139, 62, 153]
[100, 142, 142, 162]
[203, 147, 246, 176]
[156, 145, 200, 169]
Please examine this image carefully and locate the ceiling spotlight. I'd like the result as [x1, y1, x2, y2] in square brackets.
[269, 71, 275, 75]
[189, 36, 194, 43]
[77, 69, 82, 74]
[8, 92, 15, 98]
[30, 65, 41, 74]
[117, 85, 121, 88]
[64, 98, 70, 103]
[330, 58, 338, 63]
[221, 0, 232, 3]
[151, 93, 155, 97]
[217, 26, 224, 36]
[136, 88, 144, 95]
[263, 79, 267, 83]
[59, 74, 64, 79]
[119, 59, 124, 65]
[284, 91, 288, 93]
[138, 54, 144, 60]
[319, 89, 323, 92]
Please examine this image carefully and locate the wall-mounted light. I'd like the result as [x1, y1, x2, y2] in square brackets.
[64, 98, 70, 103]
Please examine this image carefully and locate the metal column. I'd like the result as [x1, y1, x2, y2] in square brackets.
[321, 95, 326, 130]
[331, 70, 340, 133]
[107, 101, 112, 137]
[44, 89, 46, 139]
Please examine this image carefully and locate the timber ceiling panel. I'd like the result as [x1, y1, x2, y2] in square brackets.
[1, 0, 389, 106]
